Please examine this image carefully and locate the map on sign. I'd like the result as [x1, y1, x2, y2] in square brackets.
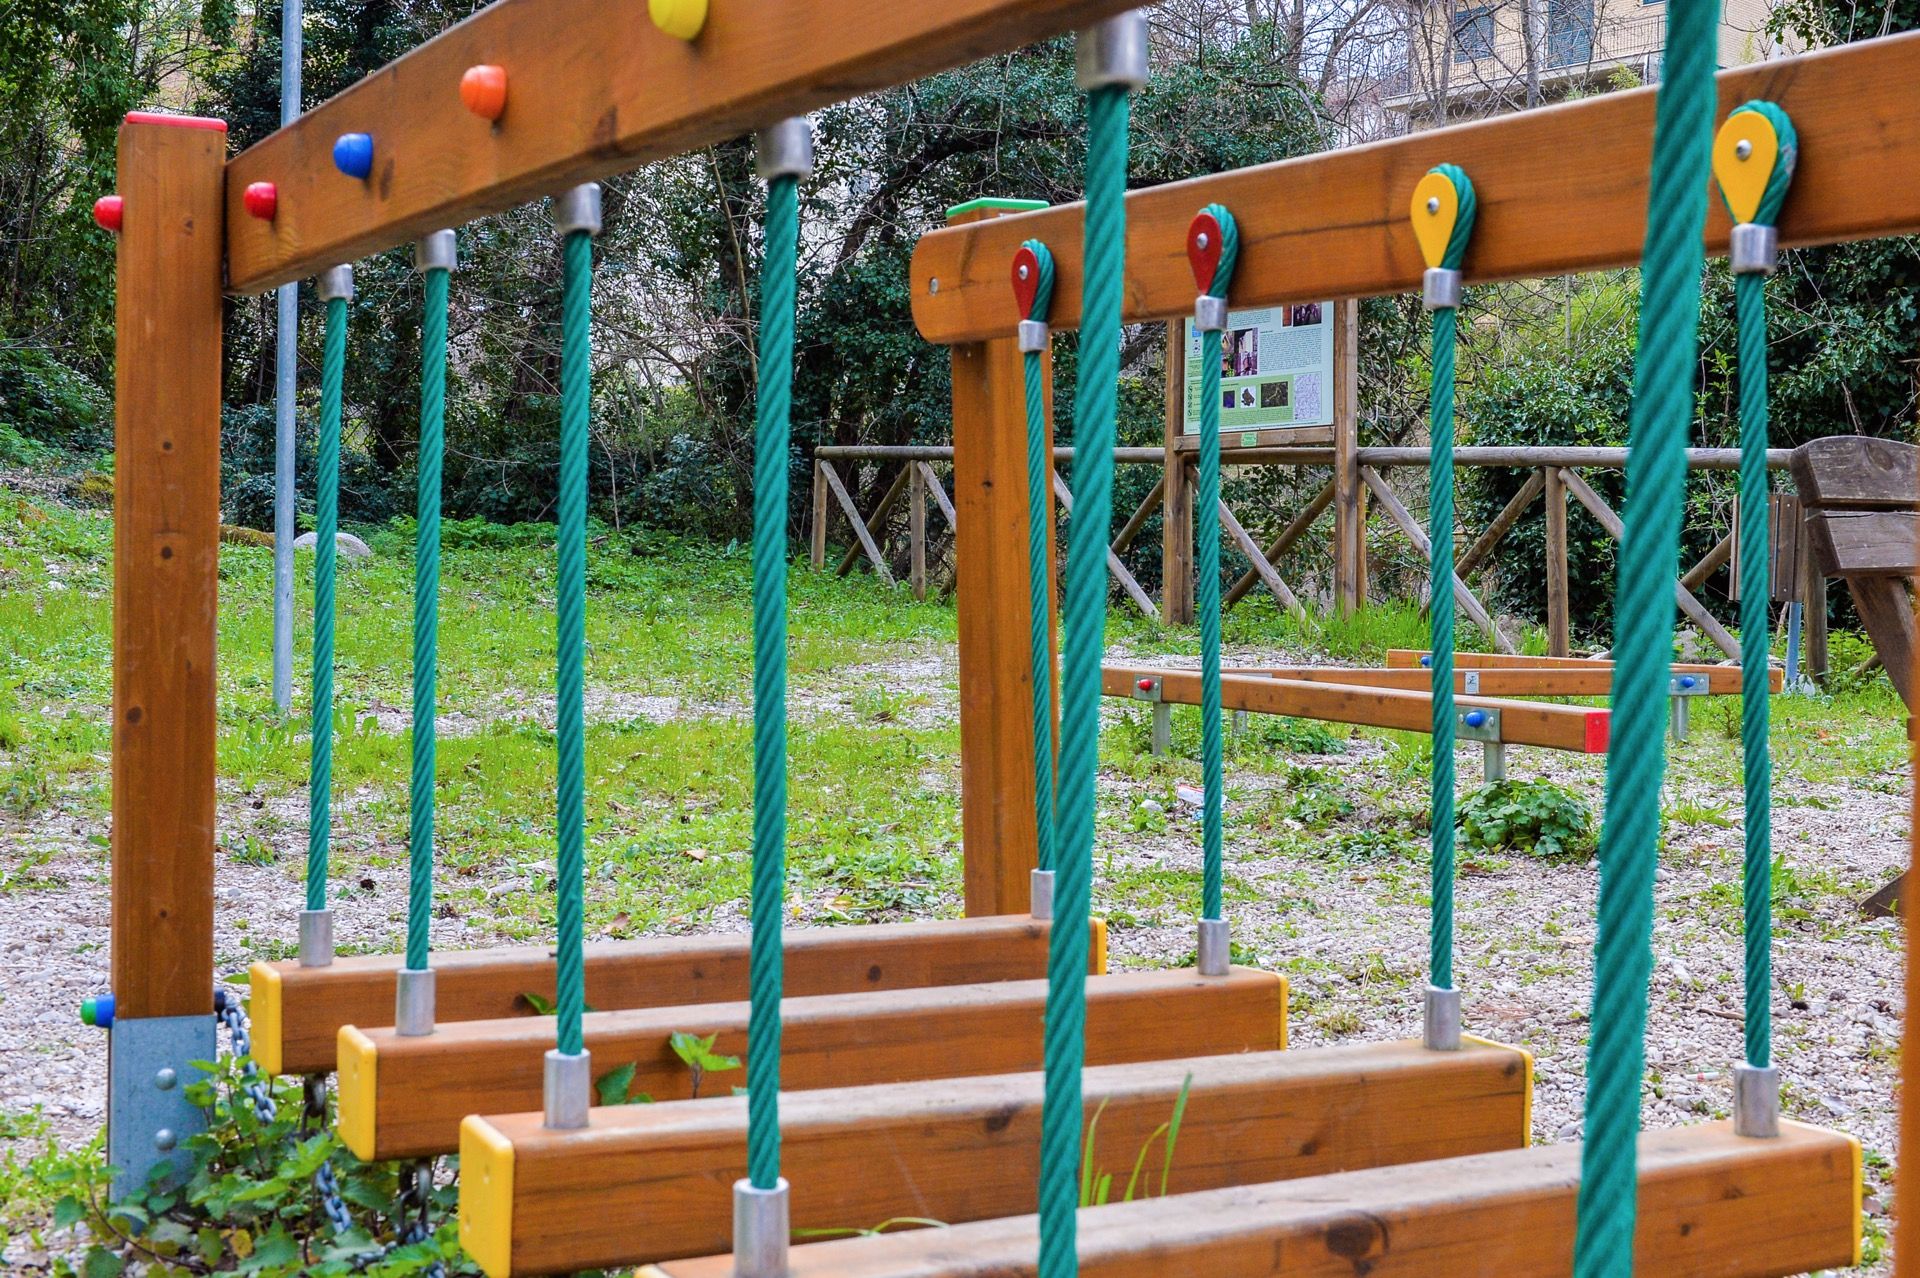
[1181, 302, 1335, 436]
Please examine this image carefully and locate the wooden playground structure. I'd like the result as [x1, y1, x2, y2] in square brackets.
[94, 1, 1915, 1275]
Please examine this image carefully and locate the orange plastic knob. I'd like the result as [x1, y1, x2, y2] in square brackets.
[461, 65, 508, 121]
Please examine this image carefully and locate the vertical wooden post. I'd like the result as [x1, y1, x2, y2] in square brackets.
[1544, 465, 1570, 656]
[1332, 299, 1364, 615]
[1161, 320, 1193, 624]
[909, 461, 928, 600]
[809, 460, 829, 569]
[108, 110, 226, 1195]
[950, 204, 1053, 917]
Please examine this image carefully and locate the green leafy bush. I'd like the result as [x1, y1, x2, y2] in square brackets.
[1458, 778, 1595, 860]
[0, 348, 107, 449]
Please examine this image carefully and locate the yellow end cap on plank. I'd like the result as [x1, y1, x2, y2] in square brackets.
[1089, 917, 1110, 975]
[649, 0, 708, 40]
[1409, 171, 1459, 270]
[1712, 110, 1780, 225]
[336, 1026, 379, 1161]
[459, 1116, 516, 1278]
[1463, 1033, 1536, 1148]
[247, 963, 284, 1076]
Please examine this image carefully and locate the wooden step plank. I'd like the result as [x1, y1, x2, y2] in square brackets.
[340, 966, 1285, 1162]
[1805, 509, 1920, 577]
[462, 1038, 1531, 1276]
[1385, 649, 1759, 679]
[1104, 668, 1609, 753]
[1789, 435, 1920, 508]
[1218, 664, 1767, 697]
[250, 914, 1070, 1077]
[645, 1121, 1859, 1278]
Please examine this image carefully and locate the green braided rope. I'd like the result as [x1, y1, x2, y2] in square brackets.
[1722, 100, 1796, 1070]
[1020, 238, 1058, 876]
[406, 264, 447, 974]
[307, 295, 345, 914]
[748, 173, 799, 1191]
[1424, 164, 1475, 995]
[1572, 4, 1717, 1273]
[553, 230, 592, 1060]
[1039, 81, 1130, 1278]
[1195, 203, 1239, 925]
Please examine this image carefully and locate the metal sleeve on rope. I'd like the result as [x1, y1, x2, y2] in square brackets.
[1572, 4, 1720, 1273]
[406, 254, 449, 977]
[1013, 240, 1058, 878]
[1041, 20, 1140, 1273]
[308, 289, 348, 916]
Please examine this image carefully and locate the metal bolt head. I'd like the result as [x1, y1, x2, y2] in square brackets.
[1427, 195, 1441, 214]
[1735, 138, 1753, 160]
[154, 1068, 177, 1091]
[153, 1128, 177, 1152]
[1017, 263, 1030, 281]
[928, 277, 940, 294]
[1195, 231, 1210, 251]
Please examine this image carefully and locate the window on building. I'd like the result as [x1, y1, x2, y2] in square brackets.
[1453, 2, 1496, 63]
[1547, 0, 1596, 66]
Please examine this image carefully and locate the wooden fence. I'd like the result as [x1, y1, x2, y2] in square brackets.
[810, 442, 1825, 666]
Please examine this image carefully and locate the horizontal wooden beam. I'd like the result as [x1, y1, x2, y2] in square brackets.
[645, 1121, 1860, 1278]
[1104, 667, 1609, 753]
[1382, 650, 1783, 695]
[460, 1038, 1530, 1276]
[911, 32, 1920, 344]
[1238, 665, 1760, 698]
[223, 0, 1139, 293]
[339, 964, 1283, 1161]
[249, 914, 1061, 1076]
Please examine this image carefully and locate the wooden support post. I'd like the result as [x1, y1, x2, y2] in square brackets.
[1333, 298, 1363, 615]
[1544, 466, 1570, 657]
[1053, 474, 1157, 620]
[809, 459, 829, 569]
[952, 200, 1051, 916]
[1223, 479, 1335, 612]
[1110, 476, 1164, 559]
[1360, 467, 1512, 652]
[909, 462, 928, 600]
[835, 463, 909, 579]
[108, 110, 228, 1195]
[1456, 468, 1544, 583]
[1217, 500, 1305, 618]
[1161, 322, 1194, 624]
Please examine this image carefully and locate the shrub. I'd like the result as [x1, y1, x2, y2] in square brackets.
[1457, 778, 1595, 860]
[0, 347, 107, 449]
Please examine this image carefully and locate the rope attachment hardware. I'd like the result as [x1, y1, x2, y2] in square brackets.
[297, 909, 334, 968]
[1410, 168, 1473, 310]
[413, 229, 457, 274]
[732, 1177, 793, 1278]
[1075, 10, 1149, 91]
[1011, 236, 1058, 899]
[552, 183, 603, 239]
[1424, 984, 1462, 1051]
[543, 1047, 592, 1130]
[756, 117, 815, 183]
[315, 264, 355, 303]
[1713, 101, 1797, 277]
[394, 967, 435, 1037]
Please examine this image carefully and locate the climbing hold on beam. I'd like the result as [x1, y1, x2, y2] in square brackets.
[243, 182, 278, 221]
[333, 133, 374, 180]
[461, 65, 508, 121]
[92, 196, 123, 233]
[81, 993, 115, 1028]
[649, 0, 708, 40]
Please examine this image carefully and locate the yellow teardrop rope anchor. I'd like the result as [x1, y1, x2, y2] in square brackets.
[1409, 170, 1459, 270]
[650, 0, 708, 40]
[1712, 110, 1780, 226]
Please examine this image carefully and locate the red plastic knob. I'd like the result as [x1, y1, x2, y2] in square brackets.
[461, 64, 508, 121]
[1137, 678, 1155, 692]
[93, 195, 123, 233]
[243, 181, 278, 221]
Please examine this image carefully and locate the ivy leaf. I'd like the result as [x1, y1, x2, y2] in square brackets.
[519, 991, 557, 1015]
[596, 1061, 639, 1106]
[53, 1194, 85, 1229]
[81, 1246, 124, 1278]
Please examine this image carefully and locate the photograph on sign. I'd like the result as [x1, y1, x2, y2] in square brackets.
[1182, 302, 1335, 436]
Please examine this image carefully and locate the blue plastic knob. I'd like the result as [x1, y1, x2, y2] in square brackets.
[333, 133, 374, 180]
[1420, 655, 1432, 668]
[1464, 710, 1486, 728]
[1679, 675, 1697, 690]
[81, 993, 115, 1029]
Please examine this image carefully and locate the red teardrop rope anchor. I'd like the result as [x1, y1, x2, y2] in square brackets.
[1187, 210, 1224, 294]
[1010, 244, 1042, 319]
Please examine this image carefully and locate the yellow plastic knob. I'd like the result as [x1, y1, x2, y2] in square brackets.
[650, 0, 708, 40]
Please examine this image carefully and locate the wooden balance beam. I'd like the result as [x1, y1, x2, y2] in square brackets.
[1103, 667, 1610, 753]
[249, 914, 1066, 1077]
[459, 1038, 1531, 1276]
[338, 965, 1285, 1161]
[1326, 660, 1775, 697]
[644, 1121, 1860, 1278]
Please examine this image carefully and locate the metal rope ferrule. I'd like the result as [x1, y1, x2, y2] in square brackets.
[394, 966, 435, 1037]
[1017, 319, 1050, 354]
[413, 229, 457, 274]
[1075, 11, 1149, 91]
[1029, 867, 1055, 920]
[1423, 983, 1462, 1050]
[542, 1048, 592, 1129]
[1728, 222, 1778, 276]
[552, 183, 603, 239]
[732, 1177, 792, 1278]
[298, 908, 334, 968]
[1422, 267, 1462, 311]
[1193, 294, 1227, 333]
[1733, 1062, 1780, 1137]
[1196, 917, 1230, 976]
[756, 117, 815, 183]
[316, 265, 355, 303]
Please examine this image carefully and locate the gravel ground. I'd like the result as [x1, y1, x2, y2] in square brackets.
[0, 634, 1904, 1272]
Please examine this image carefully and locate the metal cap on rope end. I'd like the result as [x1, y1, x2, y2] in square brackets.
[1729, 223, 1779, 276]
[552, 183, 603, 239]
[413, 229, 457, 274]
[1196, 918, 1230, 977]
[731, 1177, 792, 1278]
[297, 909, 334, 968]
[1075, 12, 1149, 92]
[756, 117, 815, 183]
[394, 967, 435, 1037]
[1194, 295, 1228, 333]
[1423, 984, 1462, 1050]
[1029, 868, 1055, 920]
[1422, 267, 1462, 311]
[315, 266, 355, 304]
[542, 1048, 592, 1129]
[1733, 1063, 1781, 1137]
[1017, 319, 1050, 354]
